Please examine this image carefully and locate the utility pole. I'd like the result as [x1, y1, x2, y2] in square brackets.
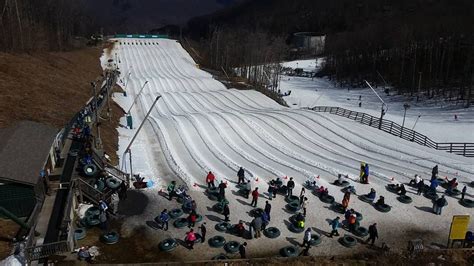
[122, 96, 161, 185]
[365, 80, 387, 129]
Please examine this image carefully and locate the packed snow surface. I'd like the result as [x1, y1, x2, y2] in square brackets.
[104, 39, 473, 259]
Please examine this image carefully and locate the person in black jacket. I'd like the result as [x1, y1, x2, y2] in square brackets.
[200, 222, 207, 242]
[239, 242, 247, 258]
[431, 165, 438, 180]
[366, 223, 378, 245]
[287, 177, 295, 197]
[223, 204, 230, 222]
[237, 167, 245, 184]
[264, 201, 271, 221]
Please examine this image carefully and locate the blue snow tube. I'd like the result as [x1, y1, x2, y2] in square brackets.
[101, 231, 119, 244]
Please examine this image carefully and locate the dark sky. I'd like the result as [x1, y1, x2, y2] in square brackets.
[84, 0, 244, 33]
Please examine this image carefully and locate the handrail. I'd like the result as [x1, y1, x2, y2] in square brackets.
[309, 106, 474, 157]
[25, 240, 69, 261]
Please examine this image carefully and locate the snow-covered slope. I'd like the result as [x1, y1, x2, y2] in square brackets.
[111, 39, 473, 190]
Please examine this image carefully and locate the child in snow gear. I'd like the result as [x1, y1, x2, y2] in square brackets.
[244, 180, 251, 198]
[461, 186, 467, 200]
[206, 171, 216, 188]
[236, 221, 245, 237]
[251, 188, 259, 207]
[267, 181, 275, 200]
[237, 167, 245, 184]
[185, 229, 197, 249]
[348, 213, 357, 231]
[218, 181, 227, 201]
[417, 180, 425, 195]
[409, 174, 422, 186]
[239, 242, 247, 258]
[398, 184, 407, 196]
[431, 165, 438, 180]
[329, 217, 340, 237]
[301, 197, 308, 217]
[430, 178, 439, 192]
[360, 162, 369, 184]
[261, 212, 269, 230]
[264, 201, 271, 220]
[200, 222, 207, 242]
[433, 195, 447, 215]
[446, 177, 458, 192]
[367, 223, 378, 245]
[366, 188, 376, 202]
[158, 209, 170, 231]
[302, 228, 312, 247]
[287, 177, 295, 197]
[188, 211, 197, 228]
[167, 181, 176, 201]
[223, 204, 230, 222]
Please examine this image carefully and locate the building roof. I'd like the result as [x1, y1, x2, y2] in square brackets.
[0, 121, 58, 185]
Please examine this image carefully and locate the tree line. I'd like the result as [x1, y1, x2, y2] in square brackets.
[187, 0, 474, 107]
[0, 0, 95, 51]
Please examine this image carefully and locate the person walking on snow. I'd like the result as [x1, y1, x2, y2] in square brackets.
[287, 177, 295, 197]
[434, 195, 447, 215]
[430, 178, 439, 192]
[251, 216, 263, 238]
[206, 171, 216, 188]
[329, 217, 340, 237]
[218, 180, 227, 201]
[431, 165, 438, 180]
[264, 201, 272, 221]
[223, 203, 230, 222]
[200, 222, 207, 242]
[461, 185, 467, 200]
[267, 181, 275, 200]
[417, 179, 425, 195]
[237, 167, 245, 184]
[302, 228, 312, 248]
[244, 180, 251, 199]
[167, 181, 176, 201]
[301, 197, 308, 217]
[251, 188, 259, 207]
[239, 242, 247, 258]
[185, 229, 197, 249]
[159, 209, 170, 231]
[366, 223, 378, 245]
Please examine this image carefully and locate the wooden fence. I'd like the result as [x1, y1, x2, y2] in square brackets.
[309, 106, 474, 157]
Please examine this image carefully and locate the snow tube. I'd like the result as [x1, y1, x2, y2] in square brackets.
[100, 231, 119, 244]
[353, 226, 369, 237]
[106, 177, 121, 189]
[83, 164, 98, 177]
[74, 228, 87, 240]
[212, 254, 229, 260]
[236, 183, 246, 189]
[285, 195, 300, 203]
[208, 236, 226, 248]
[445, 189, 461, 196]
[321, 195, 335, 204]
[207, 187, 219, 195]
[85, 216, 100, 226]
[173, 218, 189, 228]
[355, 212, 363, 221]
[195, 214, 203, 223]
[334, 180, 349, 187]
[159, 238, 177, 252]
[460, 199, 474, 208]
[374, 203, 392, 213]
[280, 246, 299, 257]
[238, 189, 250, 197]
[359, 195, 374, 203]
[277, 185, 287, 195]
[341, 186, 356, 194]
[95, 180, 105, 191]
[215, 222, 232, 232]
[208, 194, 218, 201]
[193, 233, 203, 244]
[309, 234, 322, 246]
[264, 227, 281, 239]
[424, 191, 438, 200]
[289, 223, 305, 233]
[386, 184, 399, 193]
[169, 208, 184, 219]
[397, 195, 413, 204]
[213, 203, 224, 214]
[250, 208, 264, 217]
[286, 202, 301, 213]
[85, 206, 100, 218]
[339, 235, 357, 247]
[224, 241, 240, 254]
[331, 203, 346, 214]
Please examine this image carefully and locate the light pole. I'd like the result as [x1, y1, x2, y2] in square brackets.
[123, 71, 132, 96]
[365, 80, 388, 129]
[402, 103, 410, 128]
[127, 81, 149, 114]
[412, 115, 421, 130]
[121, 96, 161, 185]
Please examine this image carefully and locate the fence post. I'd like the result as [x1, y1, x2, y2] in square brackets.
[464, 143, 466, 156]
[348, 111, 352, 118]
[389, 122, 393, 134]
[369, 116, 373, 126]
[355, 113, 358, 121]
[449, 144, 452, 153]
[424, 136, 427, 146]
[361, 113, 365, 123]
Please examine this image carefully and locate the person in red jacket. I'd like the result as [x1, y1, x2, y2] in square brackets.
[206, 171, 216, 188]
[185, 229, 197, 249]
[251, 188, 259, 207]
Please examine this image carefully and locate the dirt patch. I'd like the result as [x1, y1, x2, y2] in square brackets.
[0, 47, 103, 129]
[0, 219, 20, 260]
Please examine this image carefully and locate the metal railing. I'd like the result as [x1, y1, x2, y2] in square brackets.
[309, 106, 474, 157]
[25, 241, 69, 261]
